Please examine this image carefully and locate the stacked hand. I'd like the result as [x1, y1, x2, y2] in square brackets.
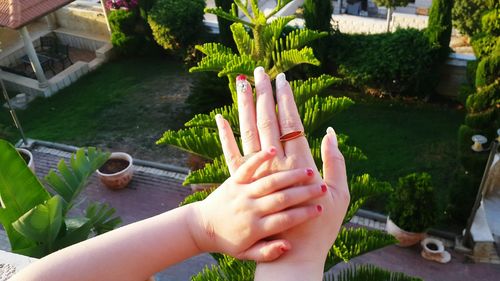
[215, 67, 350, 280]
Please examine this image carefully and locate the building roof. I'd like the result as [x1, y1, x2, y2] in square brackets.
[0, 0, 74, 29]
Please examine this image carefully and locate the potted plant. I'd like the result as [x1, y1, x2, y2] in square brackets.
[97, 152, 134, 190]
[386, 172, 437, 247]
[16, 148, 35, 173]
[420, 237, 451, 263]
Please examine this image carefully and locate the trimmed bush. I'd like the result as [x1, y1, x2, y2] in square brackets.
[148, 0, 206, 52]
[329, 28, 437, 97]
[387, 173, 437, 233]
[426, 0, 453, 58]
[452, 0, 490, 37]
[303, 0, 333, 32]
[471, 34, 500, 59]
[475, 54, 500, 87]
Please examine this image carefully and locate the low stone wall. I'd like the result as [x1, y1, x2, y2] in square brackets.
[55, 4, 110, 40]
[331, 12, 428, 34]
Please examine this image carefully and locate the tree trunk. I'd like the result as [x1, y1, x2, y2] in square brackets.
[386, 7, 393, 32]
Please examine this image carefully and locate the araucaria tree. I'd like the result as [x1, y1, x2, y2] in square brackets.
[158, 1, 419, 280]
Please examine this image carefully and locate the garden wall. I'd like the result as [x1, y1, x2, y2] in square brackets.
[54, 2, 110, 40]
[331, 12, 428, 34]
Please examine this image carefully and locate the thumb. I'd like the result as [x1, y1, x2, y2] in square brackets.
[321, 127, 348, 192]
[235, 239, 291, 262]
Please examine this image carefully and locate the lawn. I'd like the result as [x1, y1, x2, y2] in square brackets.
[328, 92, 465, 223]
[1, 57, 465, 227]
[0, 56, 194, 166]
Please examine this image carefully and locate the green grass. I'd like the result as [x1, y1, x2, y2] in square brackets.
[327, 92, 465, 223]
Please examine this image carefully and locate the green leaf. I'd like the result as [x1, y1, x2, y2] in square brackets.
[54, 219, 93, 251]
[300, 96, 354, 134]
[185, 105, 240, 133]
[190, 53, 239, 73]
[183, 156, 230, 185]
[231, 23, 253, 56]
[44, 147, 109, 212]
[325, 227, 396, 270]
[218, 54, 258, 77]
[290, 75, 342, 106]
[196, 43, 235, 56]
[180, 189, 213, 207]
[0, 140, 50, 253]
[279, 29, 327, 51]
[191, 254, 255, 280]
[269, 47, 321, 76]
[85, 202, 122, 235]
[309, 134, 367, 170]
[12, 196, 63, 253]
[156, 127, 223, 160]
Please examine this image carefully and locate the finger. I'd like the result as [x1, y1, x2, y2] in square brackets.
[275, 73, 309, 158]
[234, 147, 277, 183]
[256, 183, 327, 215]
[254, 67, 284, 157]
[259, 205, 322, 237]
[236, 239, 291, 262]
[249, 167, 316, 197]
[322, 127, 349, 199]
[216, 114, 243, 175]
[237, 75, 261, 155]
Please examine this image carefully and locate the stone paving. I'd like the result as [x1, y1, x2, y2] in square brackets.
[2, 142, 500, 280]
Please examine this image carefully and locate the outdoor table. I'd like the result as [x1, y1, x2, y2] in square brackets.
[20, 54, 55, 75]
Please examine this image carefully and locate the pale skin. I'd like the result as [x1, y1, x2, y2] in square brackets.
[217, 67, 350, 280]
[12, 148, 327, 281]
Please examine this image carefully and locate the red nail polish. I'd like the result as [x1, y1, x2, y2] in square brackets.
[237, 74, 247, 81]
[268, 147, 276, 155]
[321, 184, 327, 193]
[306, 168, 314, 176]
[316, 205, 323, 213]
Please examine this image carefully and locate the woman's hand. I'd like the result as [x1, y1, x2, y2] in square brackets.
[189, 146, 327, 262]
[217, 67, 350, 280]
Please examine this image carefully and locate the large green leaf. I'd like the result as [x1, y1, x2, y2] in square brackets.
[0, 140, 50, 252]
[324, 264, 422, 281]
[54, 218, 93, 251]
[44, 147, 109, 212]
[156, 128, 223, 160]
[85, 202, 122, 235]
[12, 196, 63, 255]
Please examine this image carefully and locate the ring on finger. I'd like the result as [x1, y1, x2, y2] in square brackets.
[279, 131, 305, 142]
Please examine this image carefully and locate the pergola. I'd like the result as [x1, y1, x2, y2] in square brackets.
[0, 0, 75, 88]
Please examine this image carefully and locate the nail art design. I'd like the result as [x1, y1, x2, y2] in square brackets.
[236, 74, 248, 95]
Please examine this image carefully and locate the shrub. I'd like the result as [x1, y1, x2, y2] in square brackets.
[452, 0, 490, 37]
[387, 173, 437, 233]
[303, 0, 333, 32]
[447, 169, 481, 226]
[425, 0, 453, 59]
[329, 29, 437, 97]
[148, 0, 206, 53]
[475, 54, 500, 87]
[471, 34, 500, 59]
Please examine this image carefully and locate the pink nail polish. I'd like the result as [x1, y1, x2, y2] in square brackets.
[306, 168, 314, 176]
[316, 205, 323, 213]
[321, 184, 327, 193]
[268, 147, 276, 155]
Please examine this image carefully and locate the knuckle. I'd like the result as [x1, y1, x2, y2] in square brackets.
[276, 214, 293, 226]
[274, 193, 288, 205]
[280, 117, 302, 132]
[241, 128, 258, 143]
[257, 119, 274, 131]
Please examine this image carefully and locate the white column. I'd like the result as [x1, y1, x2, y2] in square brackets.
[19, 26, 49, 88]
[45, 13, 58, 30]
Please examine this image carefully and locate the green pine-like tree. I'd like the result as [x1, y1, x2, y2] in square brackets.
[157, 1, 418, 280]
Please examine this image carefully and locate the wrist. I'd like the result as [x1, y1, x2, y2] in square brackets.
[185, 201, 212, 254]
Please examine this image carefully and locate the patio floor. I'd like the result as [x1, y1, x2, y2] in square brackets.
[1, 141, 499, 280]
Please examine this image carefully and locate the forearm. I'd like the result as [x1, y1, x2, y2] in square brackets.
[254, 259, 325, 281]
[12, 203, 201, 281]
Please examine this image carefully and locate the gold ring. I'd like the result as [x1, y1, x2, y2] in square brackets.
[280, 131, 305, 142]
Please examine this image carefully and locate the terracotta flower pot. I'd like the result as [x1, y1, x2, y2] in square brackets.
[97, 152, 134, 190]
[420, 237, 451, 263]
[16, 148, 35, 173]
[386, 217, 427, 247]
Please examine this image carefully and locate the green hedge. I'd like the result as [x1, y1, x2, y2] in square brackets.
[329, 29, 437, 97]
[426, 0, 453, 58]
[451, 0, 491, 37]
[148, 0, 206, 53]
[475, 54, 500, 87]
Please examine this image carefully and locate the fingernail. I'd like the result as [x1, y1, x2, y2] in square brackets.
[215, 114, 224, 127]
[326, 127, 338, 146]
[254, 66, 265, 80]
[306, 168, 314, 176]
[321, 184, 327, 193]
[316, 205, 323, 213]
[236, 75, 248, 95]
[276, 73, 287, 89]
